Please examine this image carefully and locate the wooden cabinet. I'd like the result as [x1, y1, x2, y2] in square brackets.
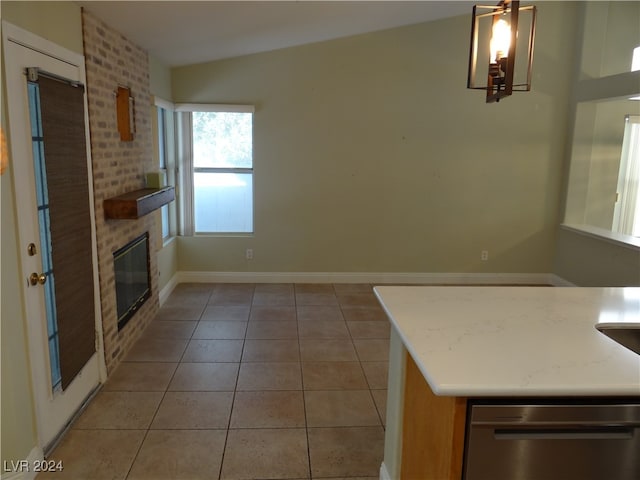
[401, 355, 467, 480]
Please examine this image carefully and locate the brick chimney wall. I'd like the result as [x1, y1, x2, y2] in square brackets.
[82, 10, 159, 373]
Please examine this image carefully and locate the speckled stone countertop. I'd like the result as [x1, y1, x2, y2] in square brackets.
[374, 286, 640, 397]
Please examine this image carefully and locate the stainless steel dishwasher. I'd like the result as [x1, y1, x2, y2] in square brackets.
[462, 401, 640, 480]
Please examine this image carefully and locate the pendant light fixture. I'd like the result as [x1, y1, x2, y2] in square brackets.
[467, 0, 537, 103]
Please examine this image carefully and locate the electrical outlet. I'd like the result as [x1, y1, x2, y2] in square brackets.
[246, 248, 253, 260]
[481, 250, 489, 261]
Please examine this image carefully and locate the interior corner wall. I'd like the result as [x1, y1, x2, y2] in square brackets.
[82, 11, 158, 373]
[171, 2, 579, 276]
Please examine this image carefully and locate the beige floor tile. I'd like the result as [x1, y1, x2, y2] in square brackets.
[103, 362, 177, 391]
[245, 320, 298, 339]
[297, 305, 344, 322]
[125, 337, 188, 362]
[353, 339, 390, 362]
[295, 292, 339, 306]
[299, 338, 358, 362]
[213, 283, 256, 294]
[73, 391, 163, 429]
[127, 429, 226, 480]
[337, 293, 380, 307]
[221, 428, 309, 479]
[304, 390, 380, 427]
[332, 284, 373, 294]
[168, 362, 239, 391]
[341, 306, 389, 322]
[236, 362, 302, 390]
[242, 339, 300, 362]
[361, 361, 389, 389]
[301, 362, 368, 390]
[254, 283, 294, 293]
[173, 283, 215, 295]
[154, 304, 205, 321]
[151, 391, 233, 429]
[201, 305, 251, 322]
[192, 321, 247, 339]
[371, 389, 387, 426]
[295, 284, 335, 294]
[163, 287, 212, 306]
[249, 305, 296, 322]
[307, 426, 384, 478]
[35, 429, 145, 480]
[298, 320, 349, 339]
[347, 320, 390, 339]
[182, 339, 244, 362]
[230, 391, 305, 428]
[142, 320, 197, 339]
[252, 292, 295, 306]
[209, 288, 254, 306]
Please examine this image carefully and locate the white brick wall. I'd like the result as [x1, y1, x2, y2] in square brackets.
[82, 11, 159, 373]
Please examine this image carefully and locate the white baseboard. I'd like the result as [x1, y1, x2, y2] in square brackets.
[380, 461, 393, 480]
[1, 447, 43, 480]
[177, 271, 554, 285]
[158, 273, 178, 306]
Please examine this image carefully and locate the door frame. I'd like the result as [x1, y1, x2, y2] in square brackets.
[2, 21, 106, 450]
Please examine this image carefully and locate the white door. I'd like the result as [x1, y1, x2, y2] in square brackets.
[3, 22, 105, 451]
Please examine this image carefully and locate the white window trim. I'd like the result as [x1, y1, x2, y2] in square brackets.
[175, 103, 255, 113]
[177, 112, 195, 236]
[176, 104, 255, 235]
[154, 96, 179, 241]
[154, 96, 175, 111]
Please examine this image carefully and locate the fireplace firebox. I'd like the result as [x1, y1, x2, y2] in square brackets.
[113, 232, 151, 330]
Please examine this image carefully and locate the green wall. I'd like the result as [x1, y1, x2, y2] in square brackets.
[1, 0, 83, 464]
[171, 2, 578, 275]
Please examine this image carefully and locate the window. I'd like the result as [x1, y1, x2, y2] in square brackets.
[612, 116, 640, 236]
[178, 105, 254, 234]
[154, 98, 177, 241]
[157, 106, 170, 239]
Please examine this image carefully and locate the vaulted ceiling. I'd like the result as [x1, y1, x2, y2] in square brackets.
[78, 1, 475, 67]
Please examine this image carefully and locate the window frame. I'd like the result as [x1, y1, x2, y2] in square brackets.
[175, 103, 255, 236]
[153, 97, 177, 243]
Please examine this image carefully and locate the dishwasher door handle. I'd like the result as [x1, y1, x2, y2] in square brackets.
[494, 426, 635, 440]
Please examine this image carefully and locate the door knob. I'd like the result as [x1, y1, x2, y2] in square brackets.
[29, 272, 47, 286]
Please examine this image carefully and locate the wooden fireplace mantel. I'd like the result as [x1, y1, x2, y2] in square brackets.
[104, 186, 174, 219]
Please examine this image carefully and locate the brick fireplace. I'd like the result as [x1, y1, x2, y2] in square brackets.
[82, 10, 159, 374]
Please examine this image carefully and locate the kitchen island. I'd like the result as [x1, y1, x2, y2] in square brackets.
[374, 286, 640, 480]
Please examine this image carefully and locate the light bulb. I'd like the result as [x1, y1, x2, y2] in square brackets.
[490, 18, 511, 63]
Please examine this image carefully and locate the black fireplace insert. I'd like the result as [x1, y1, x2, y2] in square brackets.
[113, 232, 151, 330]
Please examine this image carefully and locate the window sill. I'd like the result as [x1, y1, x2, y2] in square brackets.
[560, 224, 640, 251]
[193, 232, 254, 238]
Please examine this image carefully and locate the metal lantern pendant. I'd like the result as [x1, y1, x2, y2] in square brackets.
[468, 0, 537, 103]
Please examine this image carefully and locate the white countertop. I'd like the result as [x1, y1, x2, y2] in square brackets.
[374, 286, 640, 397]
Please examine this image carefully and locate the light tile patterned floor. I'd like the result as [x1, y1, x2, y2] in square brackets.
[38, 283, 389, 480]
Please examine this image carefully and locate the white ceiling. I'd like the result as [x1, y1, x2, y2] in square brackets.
[77, 1, 476, 67]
